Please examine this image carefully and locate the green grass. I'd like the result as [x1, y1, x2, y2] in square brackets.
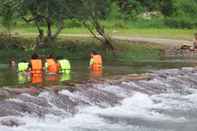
[1, 26, 194, 40]
[109, 28, 195, 40]
[0, 20, 195, 40]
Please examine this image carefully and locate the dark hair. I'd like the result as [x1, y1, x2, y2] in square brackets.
[91, 50, 98, 55]
[31, 53, 39, 59]
[47, 53, 54, 59]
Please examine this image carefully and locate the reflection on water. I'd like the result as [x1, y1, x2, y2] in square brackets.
[90, 69, 103, 79]
[31, 74, 43, 84]
[60, 71, 71, 82]
[17, 71, 71, 85]
[0, 60, 197, 86]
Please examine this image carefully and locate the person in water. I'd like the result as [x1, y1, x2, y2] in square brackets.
[57, 56, 71, 81]
[57, 56, 71, 73]
[9, 57, 17, 69]
[28, 53, 43, 84]
[17, 59, 30, 84]
[89, 50, 103, 71]
[45, 54, 60, 74]
[89, 50, 103, 78]
[192, 33, 197, 50]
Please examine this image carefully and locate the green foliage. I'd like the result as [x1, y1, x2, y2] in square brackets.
[64, 19, 82, 28]
[160, 0, 173, 17]
[118, 0, 145, 19]
[162, 0, 197, 28]
[0, 0, 18, 35]
[107, 2, 122, 20]
[0, 33, 35, 50]
[0, 34, 162, 63]
[171, 0, 197, 18]
[1, 0, 197, 36]
[127, 19, 166, 28]
[164, 17, 197, 29]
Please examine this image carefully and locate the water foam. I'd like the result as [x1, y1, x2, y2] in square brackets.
[1, 90, 196, 131]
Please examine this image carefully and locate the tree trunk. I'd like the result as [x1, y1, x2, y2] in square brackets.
[52, 20, 64, 40]
[35, 21, 44, 47]
[46, 17, 52, 40]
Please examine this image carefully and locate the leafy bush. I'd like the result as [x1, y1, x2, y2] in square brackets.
[0, 33, 35, 50]
[164, 17, 197, 29]
[64, 19, 82, 28]
[172, 0, 197, 17]
[163, 0, 197, 29]
[113, 21, 128, 29]
[127, 18, 165, 28]
[107, 2, 122, 20]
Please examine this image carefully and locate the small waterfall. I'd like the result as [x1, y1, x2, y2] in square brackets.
[0, 67, 197, 131]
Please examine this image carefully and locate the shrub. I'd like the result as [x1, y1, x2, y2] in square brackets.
[164, 17, 197, 29]
[64, 19, 82, 28]
[113, 21, 128, 29]
[127, 18, 165, 28]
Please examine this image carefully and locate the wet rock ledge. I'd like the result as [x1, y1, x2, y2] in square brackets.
[0, 67, 196, 127]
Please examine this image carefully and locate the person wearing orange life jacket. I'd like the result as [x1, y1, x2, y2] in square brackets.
[89, 50, 103, 71]
[28, 53, 43, 84]
[45, 54, 60, 74]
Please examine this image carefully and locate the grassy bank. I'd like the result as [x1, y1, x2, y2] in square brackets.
[0, 36, 162, 64]
[5, 27, 195, 40]
[0, 20, 196, 40]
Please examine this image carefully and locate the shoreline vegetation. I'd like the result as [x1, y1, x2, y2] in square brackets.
[0, 0, 197, 64]
[0, 22, 195, 40]
[0, 20, 195, 64]
[0, 33, 162, 63]
[0, 19, 196, 64]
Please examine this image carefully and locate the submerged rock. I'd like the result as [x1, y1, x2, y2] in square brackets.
[0, 67, 197, 119]
[0, 117, 25, 127]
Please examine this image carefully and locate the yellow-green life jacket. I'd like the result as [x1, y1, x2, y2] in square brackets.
[58, 59, 71, 73]
[18, 62, 29, 72]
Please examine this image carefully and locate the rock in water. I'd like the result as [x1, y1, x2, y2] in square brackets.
[0, 117, 25, 127]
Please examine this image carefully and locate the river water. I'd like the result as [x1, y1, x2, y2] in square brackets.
[0, 60, 197, 131]
[0, 60, 196, 86]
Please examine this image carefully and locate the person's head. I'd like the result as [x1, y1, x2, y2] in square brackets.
[10, 57, 16, 62]
[31, 53, 39, 59]
[47, 53, 54, 59]
[91, 50, 98, 56]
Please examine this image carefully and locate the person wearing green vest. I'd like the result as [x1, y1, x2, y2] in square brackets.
[18, 62, 29, 72]
[17, 61, 29, 84]
[57, 56, 71, 81]
[58, 57, 71, 74]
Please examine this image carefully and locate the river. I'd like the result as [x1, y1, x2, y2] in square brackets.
[0, 60, 196, 86]
[0, 60, 197, 131]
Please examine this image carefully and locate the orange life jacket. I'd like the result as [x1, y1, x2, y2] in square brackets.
[91, 55, 102, 71]
[90, 69, 103, 78]
[47, 59, 59, 73]
[31, 59, 43, 74]
[31, 75, 43, 84]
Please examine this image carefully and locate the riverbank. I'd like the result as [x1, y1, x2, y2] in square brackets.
[2, 28, 195, 40]
[0, 34, 162, 63]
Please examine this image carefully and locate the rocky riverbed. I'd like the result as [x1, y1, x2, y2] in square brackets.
[0, 67, 197, 131]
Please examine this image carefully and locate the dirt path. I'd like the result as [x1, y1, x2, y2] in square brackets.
[19, 33, 192, 47]
[61, 34, 192, 47]
[113, 36, 192, 47]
